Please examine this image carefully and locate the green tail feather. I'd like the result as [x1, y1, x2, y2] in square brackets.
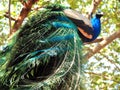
[0, 4, 85, 90]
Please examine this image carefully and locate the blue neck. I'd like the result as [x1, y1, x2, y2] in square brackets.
[90, 16, 101, 41]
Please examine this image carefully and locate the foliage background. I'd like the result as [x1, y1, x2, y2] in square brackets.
[0, 0, 120, 89]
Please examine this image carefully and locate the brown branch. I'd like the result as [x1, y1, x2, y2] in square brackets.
[11, 0, 39, 35]
[4, 13, 16, 21]
[88, 0, 102, 19]
[84, 38, 103, 44]
[85, 30, 120, 59]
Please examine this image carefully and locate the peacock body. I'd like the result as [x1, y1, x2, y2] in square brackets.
[0, 4, 84, 90]
[0, 4, 102, 90]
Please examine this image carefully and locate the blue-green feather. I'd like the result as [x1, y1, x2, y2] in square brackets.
[0, 4, 83, 89]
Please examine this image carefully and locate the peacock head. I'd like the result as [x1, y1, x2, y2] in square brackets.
[96, 10, 104, 18]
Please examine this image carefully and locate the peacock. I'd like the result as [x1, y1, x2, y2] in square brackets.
[0, 4, 103, 90]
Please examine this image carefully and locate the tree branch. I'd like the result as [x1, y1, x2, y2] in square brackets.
[84, 38, 103, 45]
[87, 0, 102, 19]
[8, 0, 12, 35]
[85, 30, 120, 59]
[4, 13, 16, 21]
[11, 0, 39, 35]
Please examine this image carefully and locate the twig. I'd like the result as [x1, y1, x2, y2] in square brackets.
[84, 38, 103, 44]
[4, 13, 16, 21]
[8, 0, 12, 35]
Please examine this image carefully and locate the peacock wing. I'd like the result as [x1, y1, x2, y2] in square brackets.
[63, 9, 94, 40]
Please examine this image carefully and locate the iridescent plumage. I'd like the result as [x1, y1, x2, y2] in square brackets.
[0, 4, 102, 89]
[0, 4, 84, 89]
